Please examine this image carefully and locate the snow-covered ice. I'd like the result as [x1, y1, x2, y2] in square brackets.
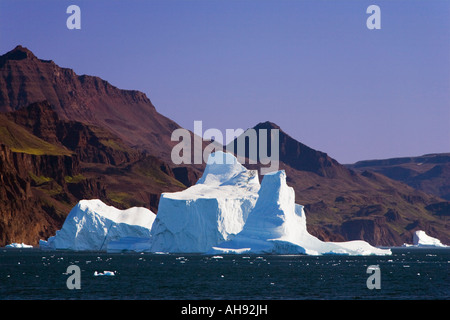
[143, 151, 260, 253]
[5, 243, 33, 248]
[39, 199, 155, 251]
[412, 230, 447, 247]
[94, 270, 115, 276]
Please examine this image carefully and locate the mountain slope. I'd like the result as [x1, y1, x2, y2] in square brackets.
[346, 153, 450, 202]
[0, 45, 180, 162]
[229, 122, 450, 246]
[0, 112, 72, 156]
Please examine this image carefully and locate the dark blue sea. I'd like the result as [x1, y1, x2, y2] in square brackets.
[0, 248, 449, 302]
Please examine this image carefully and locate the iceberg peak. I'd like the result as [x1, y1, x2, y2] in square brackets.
[256, 170, 288, 201]
[196, 151, 255, 186]
[146, 151, 260, 253]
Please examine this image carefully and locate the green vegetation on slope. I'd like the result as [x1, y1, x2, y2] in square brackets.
[0, 115, 72, 156]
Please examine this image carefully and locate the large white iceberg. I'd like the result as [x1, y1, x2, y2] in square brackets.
[211, 170, 391, 255]
[143, 151, 260, 253]
[412, 230, 447, 247]
[40, 152, 392, 255]
[40, 199, 155, 251]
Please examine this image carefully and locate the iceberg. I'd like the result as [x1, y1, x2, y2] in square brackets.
[211, 170, 391, 255]
[40, 199, 155, 251]
[39, 152, 391, 255]
[94, 271, 115, 276]
[412, 230, 447, 247]
[5, 243, 33, 248]
[143, 151, 260, 253]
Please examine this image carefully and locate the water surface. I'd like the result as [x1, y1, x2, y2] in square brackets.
[1, 248, 448, 300]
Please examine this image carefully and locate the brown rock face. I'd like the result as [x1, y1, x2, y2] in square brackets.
[339, 217, 403, 246]
[347, 153, 450, 201]
[0, 45, 180, 162]
[7, 100, 143, 166]
[0, 143, 107, 246]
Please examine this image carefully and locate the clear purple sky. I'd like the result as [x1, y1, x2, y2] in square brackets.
[1, 0, 449, 164]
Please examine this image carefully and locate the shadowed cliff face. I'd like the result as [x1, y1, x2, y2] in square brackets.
[0, 103, 109, 246]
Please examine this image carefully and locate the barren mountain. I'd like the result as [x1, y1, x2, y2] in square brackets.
[347, 153, 450, 202]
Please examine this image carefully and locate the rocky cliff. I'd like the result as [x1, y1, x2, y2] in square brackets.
[0, 142, 107, 246]
[0, 101, 193, 246]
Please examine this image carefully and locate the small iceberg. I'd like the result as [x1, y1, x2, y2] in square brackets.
[402, 230, 448, 248]
[94, 271, 115, 277]
[5, 243, 33, 248]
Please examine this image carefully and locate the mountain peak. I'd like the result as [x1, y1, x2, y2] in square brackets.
[253, 121, 281, 131]
[1, 45, 37, 61]
[196, 151, 257, 186]
[241, 121, 345, 178]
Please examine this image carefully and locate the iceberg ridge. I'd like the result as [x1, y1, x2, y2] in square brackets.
[211, 170, 391, 255]
[40, 199, 155, 251]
